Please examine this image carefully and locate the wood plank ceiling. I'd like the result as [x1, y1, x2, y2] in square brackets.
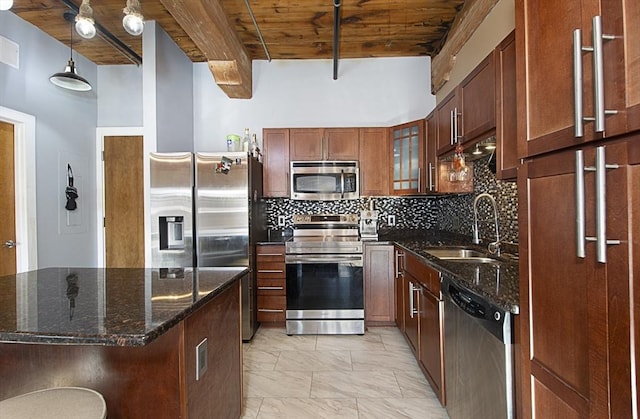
[10, 0, 471, 96]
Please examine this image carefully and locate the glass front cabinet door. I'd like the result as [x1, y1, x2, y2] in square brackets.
[390, 120, 424, 195]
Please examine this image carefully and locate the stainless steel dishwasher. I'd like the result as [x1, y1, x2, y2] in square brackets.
[442, 274, 515, 419]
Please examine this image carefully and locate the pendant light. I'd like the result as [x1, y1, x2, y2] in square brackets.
[75, 0, 96, 39]
[123, 0, 144, 36]
[0, 0, 13, 11]
[50, 11, 92, 92]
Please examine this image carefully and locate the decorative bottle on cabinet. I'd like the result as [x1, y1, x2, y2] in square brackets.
[242, 128, 250, 154]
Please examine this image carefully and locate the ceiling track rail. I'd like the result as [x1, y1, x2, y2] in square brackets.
[333, 0, 341, 80]
[243, 0, 270, 62]
[59, 0, 143, 65]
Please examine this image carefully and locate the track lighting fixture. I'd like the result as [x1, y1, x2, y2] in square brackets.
[123, 0, 144, 36]
[75, 0, 96, 39]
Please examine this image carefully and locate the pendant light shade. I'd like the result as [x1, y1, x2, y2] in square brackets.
[50, 11, 92, 92]
[75, 0, 96, 39]
[50, 60, 92, 92]
[0, 0, 13, 11]
[123, 0, 144, 36]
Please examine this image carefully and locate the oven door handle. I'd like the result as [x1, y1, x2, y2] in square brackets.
[286, 255, 363, 265]
[340, 170, 345, 199]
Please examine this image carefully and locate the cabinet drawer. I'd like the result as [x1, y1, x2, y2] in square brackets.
[405, 252, 440, 295]
[257, 296, 286, 322]
[257, 278, 285, 295]
[257, 245, 285, 258]
[405, 252, 431, 281]
[257, 261, 285, 278]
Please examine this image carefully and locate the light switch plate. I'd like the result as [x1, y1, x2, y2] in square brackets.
[196, 338, 207, 381]
[277, 215, 286, 227]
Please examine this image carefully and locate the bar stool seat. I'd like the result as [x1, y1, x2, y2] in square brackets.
[0, 387, 107, 419]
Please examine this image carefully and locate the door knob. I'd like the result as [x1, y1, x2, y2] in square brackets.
[3, 240, 16, 249]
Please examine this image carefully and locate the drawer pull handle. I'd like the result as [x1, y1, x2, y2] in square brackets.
[259, 253, 284, 257]
[258, 270, 284, 273]
[258, 286, 284, 290]
[258, 309, 284, 313]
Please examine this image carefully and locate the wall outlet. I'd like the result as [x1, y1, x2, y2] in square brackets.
[277, 215, 286, 227]
[388, 215, 396, 227]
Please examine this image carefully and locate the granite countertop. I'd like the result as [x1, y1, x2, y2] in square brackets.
[378, 230, 520, 314]
[0, 267, 247, 347]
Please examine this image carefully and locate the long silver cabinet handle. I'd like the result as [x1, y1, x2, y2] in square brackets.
[258, 269, 284, 273]
[409, 281, 415, 319]
[450, 110, 455, 145]
[594, 146, 620, 263]
[428, 163, 434, 191]
[573, 29, 586, 137]
[417, 167, 421, 192]
[395, 251, 404, 278]
[258, 253, 284, 257]
[258, 286, 284, 290]
[592, 16, 617, 133]
[575, 150, 586, 258]
[454, 107, 461, 143]
[258, 309, 284, 313]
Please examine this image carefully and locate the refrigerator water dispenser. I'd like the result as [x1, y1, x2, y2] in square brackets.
[160, 216, 185, 249]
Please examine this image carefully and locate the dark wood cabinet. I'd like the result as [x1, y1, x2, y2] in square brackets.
[436, 90, 459, 155]
[460, 51, 496, 144]
[262, 129, 290, 197]
[495, 31, 518, 180]
[418, 278, 444, 405]
[519, 139, 637, 418]
[436, 52, 496, 157]
[395, 247, 405, 331]
[395, 248, 445, 405]
[364, 243, 395, 324]
[289, 128, 359, 161]
[424, 111, 438, 192]
[402, 270, 420, 356]
[256, 244, 286, 323]
[390, 120, 425, 195]
[359, 128, 390, 196]
[516, 0, 640, 158]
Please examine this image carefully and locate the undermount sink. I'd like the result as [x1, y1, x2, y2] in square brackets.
[425, 248, 497, 263]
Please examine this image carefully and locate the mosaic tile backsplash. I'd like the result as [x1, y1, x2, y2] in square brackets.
[264, 154, 518, 244]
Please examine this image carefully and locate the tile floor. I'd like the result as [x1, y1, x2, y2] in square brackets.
[242, 326, 449, 419]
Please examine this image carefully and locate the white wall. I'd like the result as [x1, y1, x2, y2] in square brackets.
[193, 57, 435, 151]
[97, 64, 143, 127]
[154, 24, 193, 152]
[1, 11, 99, 268]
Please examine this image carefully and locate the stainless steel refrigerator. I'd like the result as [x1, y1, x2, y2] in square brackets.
[150, 152, 266, 341]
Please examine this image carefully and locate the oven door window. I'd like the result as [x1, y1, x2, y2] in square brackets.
[286, 262, 363, 310]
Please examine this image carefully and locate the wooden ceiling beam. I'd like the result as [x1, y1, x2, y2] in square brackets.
[430, 0, 500, 94]
[160, 0, 252, 99]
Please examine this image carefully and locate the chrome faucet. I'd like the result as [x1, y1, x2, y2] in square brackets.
[472, 193, 501, 256]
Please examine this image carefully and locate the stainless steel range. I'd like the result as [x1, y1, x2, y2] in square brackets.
[285, 214, 364, 335]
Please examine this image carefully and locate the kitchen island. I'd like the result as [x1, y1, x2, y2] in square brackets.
[0, 267, 247, 418]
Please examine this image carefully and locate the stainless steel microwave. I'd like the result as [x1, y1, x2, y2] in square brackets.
[290, 161, 359, 200]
